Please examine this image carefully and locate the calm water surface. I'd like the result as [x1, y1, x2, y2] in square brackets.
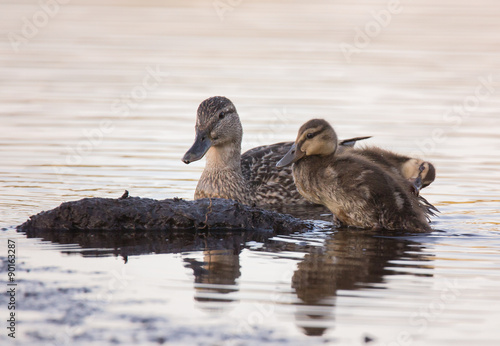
[1, 0, 500, 345]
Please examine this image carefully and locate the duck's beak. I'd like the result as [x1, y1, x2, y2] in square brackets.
[182, 130, 212, 164]
[276, 143, 304, 167]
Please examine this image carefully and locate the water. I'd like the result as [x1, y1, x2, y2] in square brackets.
[1, 0, 500, 345]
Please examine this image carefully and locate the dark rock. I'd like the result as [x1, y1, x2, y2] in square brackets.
[17, 196, 313, 233]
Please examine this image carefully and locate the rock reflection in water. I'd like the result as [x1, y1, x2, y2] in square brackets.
[22, 228, 271, 258]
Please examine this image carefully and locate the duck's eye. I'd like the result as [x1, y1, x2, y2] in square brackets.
[306, 133, 315, 139]
[219, 112, 225, 119]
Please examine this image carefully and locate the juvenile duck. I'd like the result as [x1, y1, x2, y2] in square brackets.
[277, 119, 433, 232]
[354, 147, 436, 193]
[182, 96, 369, 206]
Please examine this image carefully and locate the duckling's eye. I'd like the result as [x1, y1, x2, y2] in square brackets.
[219, 112, 225, 119]
[306, 133, 315, 139]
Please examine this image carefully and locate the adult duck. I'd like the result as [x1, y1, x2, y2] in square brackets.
[277, 119, 434, 232]
[182, 96, 369, 207]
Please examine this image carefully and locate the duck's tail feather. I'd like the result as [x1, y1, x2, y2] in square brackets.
[340, 136, 372, 147]
[418, 195, 440, 221]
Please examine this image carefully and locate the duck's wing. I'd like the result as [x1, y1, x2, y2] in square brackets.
[241, 141, 294, 177]
[241, 142, 294, 184]
[241, 142, 304, 204]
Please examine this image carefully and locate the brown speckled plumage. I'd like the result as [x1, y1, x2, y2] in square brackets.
[279, 119, 434, 232]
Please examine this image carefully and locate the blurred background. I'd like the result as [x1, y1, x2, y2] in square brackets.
[1, 0, 499, 223]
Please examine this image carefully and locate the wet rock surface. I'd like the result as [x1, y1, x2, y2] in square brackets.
[17, 195, 314, 234]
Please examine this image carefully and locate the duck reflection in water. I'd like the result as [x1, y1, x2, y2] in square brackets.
[180, 228, 433, 336]
[24, 227, 433, 336]
[291, 229, 432, 336]
[182, 235, 245, 313]
[184, 248, 241, 310]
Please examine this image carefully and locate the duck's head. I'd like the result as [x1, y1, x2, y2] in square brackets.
[182, 96, 242, 164]
[277, 119, 338, 167]
[406, 160, 436, 192]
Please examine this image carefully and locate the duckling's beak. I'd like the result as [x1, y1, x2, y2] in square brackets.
[182, 130, 212, 164]
[276, 143, 304, 167]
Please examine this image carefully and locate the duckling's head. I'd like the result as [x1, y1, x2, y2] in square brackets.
[182, 96, 242, 164]
[277, 119, 338, 167]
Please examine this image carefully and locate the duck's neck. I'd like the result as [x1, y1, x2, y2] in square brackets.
[204, 142, 242, 173]
[196, 141, 252, 203]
